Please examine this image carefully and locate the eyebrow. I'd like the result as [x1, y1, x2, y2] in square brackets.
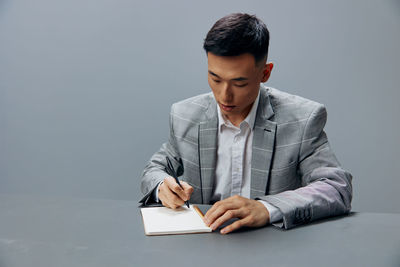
[208, 70, 248, 82]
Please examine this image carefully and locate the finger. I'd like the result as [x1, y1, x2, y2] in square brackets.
[164, 177, 188, 201]
[209, 209, 242, 231]
[220, 217, 251, 234]
[159, 182, 184, 209]
[204, 200, 239, 226]
[163, 184, 185, 209]
[205, 195, 242, 219]
[180, 182, 194, 199]
[160, 193, 180, 209]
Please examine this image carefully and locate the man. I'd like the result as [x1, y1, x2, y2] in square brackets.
[140, 13, 352, 234]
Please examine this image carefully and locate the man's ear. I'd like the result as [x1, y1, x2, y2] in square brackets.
[261, 62, 274, 83]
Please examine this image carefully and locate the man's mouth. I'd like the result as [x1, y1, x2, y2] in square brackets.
[220, 103, 236, 111]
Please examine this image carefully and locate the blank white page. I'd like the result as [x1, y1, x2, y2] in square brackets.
[140, 206, 212, 235]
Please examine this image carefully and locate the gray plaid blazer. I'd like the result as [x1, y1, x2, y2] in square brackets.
[141, 85, 352, 229]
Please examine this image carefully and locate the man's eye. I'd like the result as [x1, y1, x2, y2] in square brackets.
[212, 79, 221, 83]
[235, 83, 248, 88]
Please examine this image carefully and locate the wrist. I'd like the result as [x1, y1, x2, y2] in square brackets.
[256, 200, 270, 224]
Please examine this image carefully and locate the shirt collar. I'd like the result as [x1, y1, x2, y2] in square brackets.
[217, 88, 260, 131]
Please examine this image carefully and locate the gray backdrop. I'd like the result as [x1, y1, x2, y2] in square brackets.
[1, 0, 399, 213]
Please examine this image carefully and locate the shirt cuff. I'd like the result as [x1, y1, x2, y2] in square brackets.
[258, 200, 283, 224]
[153, 181, 164, 203]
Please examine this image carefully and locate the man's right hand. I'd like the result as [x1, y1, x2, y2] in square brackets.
[158, 177, 194, 209]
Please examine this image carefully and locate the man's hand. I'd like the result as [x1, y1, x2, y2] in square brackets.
[203, 195, 270, 234]
[158, 177, 194, 209]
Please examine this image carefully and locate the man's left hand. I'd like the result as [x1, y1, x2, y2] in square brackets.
[203, 195, 270, 234]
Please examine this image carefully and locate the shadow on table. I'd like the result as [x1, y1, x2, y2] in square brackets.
[222, 212, 358, 234]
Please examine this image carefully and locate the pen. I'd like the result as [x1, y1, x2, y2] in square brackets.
[165, 156, 190, 208]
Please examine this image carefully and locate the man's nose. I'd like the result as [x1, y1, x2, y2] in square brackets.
[221, 83, 233, 103]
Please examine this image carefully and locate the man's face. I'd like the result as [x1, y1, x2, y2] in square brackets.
[207, 52, 273, 125]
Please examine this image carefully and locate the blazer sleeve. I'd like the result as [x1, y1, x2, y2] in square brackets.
[140, 104, 181, 205]
[259, 104, 353, 229]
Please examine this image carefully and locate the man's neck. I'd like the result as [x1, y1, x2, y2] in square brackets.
[225, 110, 251, 127]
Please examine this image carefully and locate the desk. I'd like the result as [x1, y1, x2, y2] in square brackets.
[0, 194, 399, 267]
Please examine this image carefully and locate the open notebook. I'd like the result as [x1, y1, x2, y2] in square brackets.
[140, 205, 212, 235]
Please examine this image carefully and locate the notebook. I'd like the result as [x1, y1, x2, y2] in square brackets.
[140, 205, 212, 235]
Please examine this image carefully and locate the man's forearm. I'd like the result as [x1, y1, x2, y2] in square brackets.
[258, 167, 352, 229]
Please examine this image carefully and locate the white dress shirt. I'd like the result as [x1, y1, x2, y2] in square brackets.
[212, 91, 282, 224]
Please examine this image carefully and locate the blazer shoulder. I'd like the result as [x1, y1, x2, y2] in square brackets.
[267, 87, 326, 123]
[170, 92, 214, 123]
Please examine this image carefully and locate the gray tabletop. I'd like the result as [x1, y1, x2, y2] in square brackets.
[0, 194, 399, 267]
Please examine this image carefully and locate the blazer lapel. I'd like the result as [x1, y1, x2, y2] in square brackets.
[250, 87, 277, 199]
[198, 99, 218, 204]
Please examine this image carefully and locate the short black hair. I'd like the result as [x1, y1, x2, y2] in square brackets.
[203, 13, 270, 64]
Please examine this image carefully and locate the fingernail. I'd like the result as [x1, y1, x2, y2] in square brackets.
[220, 229, 226, 234]
[210, 223, 216, 230]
